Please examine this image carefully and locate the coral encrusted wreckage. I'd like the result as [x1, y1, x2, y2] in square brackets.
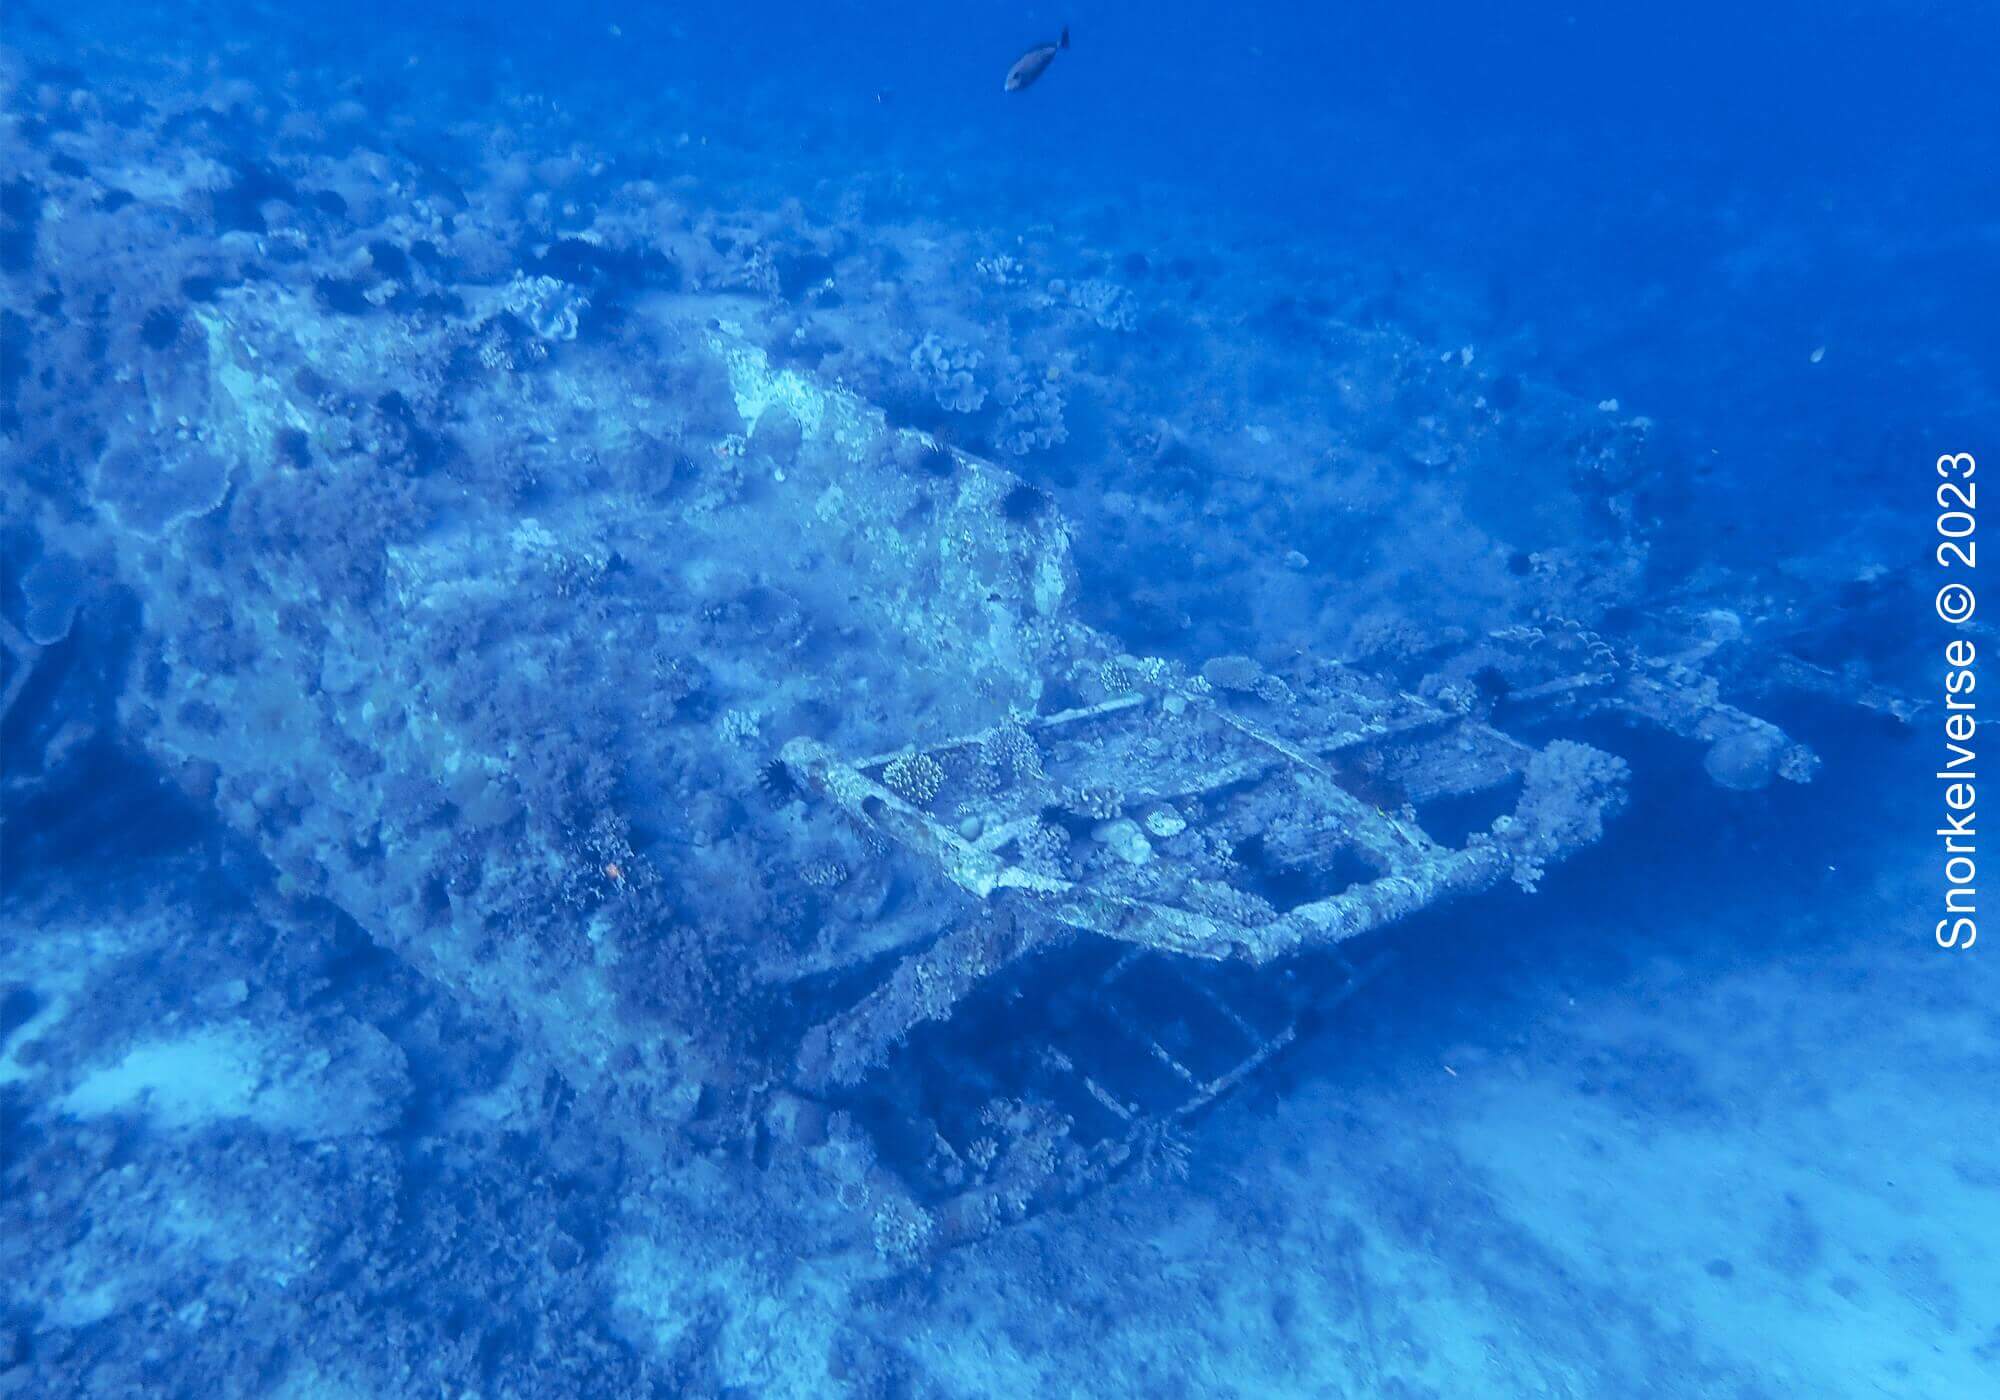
[0, 28, 1905, 1309]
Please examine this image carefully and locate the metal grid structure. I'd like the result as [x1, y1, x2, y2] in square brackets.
[780, 655, 1636, 1247]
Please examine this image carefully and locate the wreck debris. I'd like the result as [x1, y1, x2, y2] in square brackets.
[0, 95, 1865, 1260]
[0, 616, 35, 739]
[772, 639, 1646, 1247]
[1416, 619, 1824, 791]
[780, 658, 1621, 983]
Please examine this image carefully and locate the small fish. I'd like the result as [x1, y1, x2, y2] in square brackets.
[1004, 25, 1069, 93]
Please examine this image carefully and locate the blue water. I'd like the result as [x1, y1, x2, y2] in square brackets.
[2, 2, 1994, 1395]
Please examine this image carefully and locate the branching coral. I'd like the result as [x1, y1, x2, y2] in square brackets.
[1057, 277, 1136, 331]
[908, 332, 986, 413]
[993, 382, 1067, 456]
[500, 272, 589, 342]
[980, 718, 1045, 787]
[881, 750, 946, 807]
[1496, 740, 1630, 891]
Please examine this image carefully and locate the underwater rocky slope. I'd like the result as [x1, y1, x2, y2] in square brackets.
[0, 16, 1939, 1398]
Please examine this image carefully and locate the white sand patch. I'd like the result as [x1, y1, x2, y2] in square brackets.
[61, 1021, 405, 1139]
[64, 1027, 265, 1124]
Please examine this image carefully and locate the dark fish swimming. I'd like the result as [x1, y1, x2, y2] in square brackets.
[1004, 26, 1069, 92]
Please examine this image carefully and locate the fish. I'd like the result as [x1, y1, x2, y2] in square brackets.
[1004, 25, 1069, 93]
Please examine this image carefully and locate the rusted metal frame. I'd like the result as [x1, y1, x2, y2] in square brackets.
[1768, 654, 1918, 724]
[0, 616, 37, 733]
[782, 737, 1030, 900]
[790, 722, 1503, 970]
[1614, 669, 1804, 760]
[795, 913, 1065, 1088]
[1183, 975, 1266, 1047]
[850, 692, 1149, 771]
[1102, 948, 1267, 1062]
[1239, 841, 1514, 964]
[1488, 653, 1821, 783]
[1097, 996, 1200, 1087]
[1173, 1025, 1300, 1118]
[1076, 1071, 1137, 1124]
[1501, 671, 1619, 707]
[1183, 690, 1440, 871]
[1098, 946, 1148, 987]
[1169, 950, 1389, 1115]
